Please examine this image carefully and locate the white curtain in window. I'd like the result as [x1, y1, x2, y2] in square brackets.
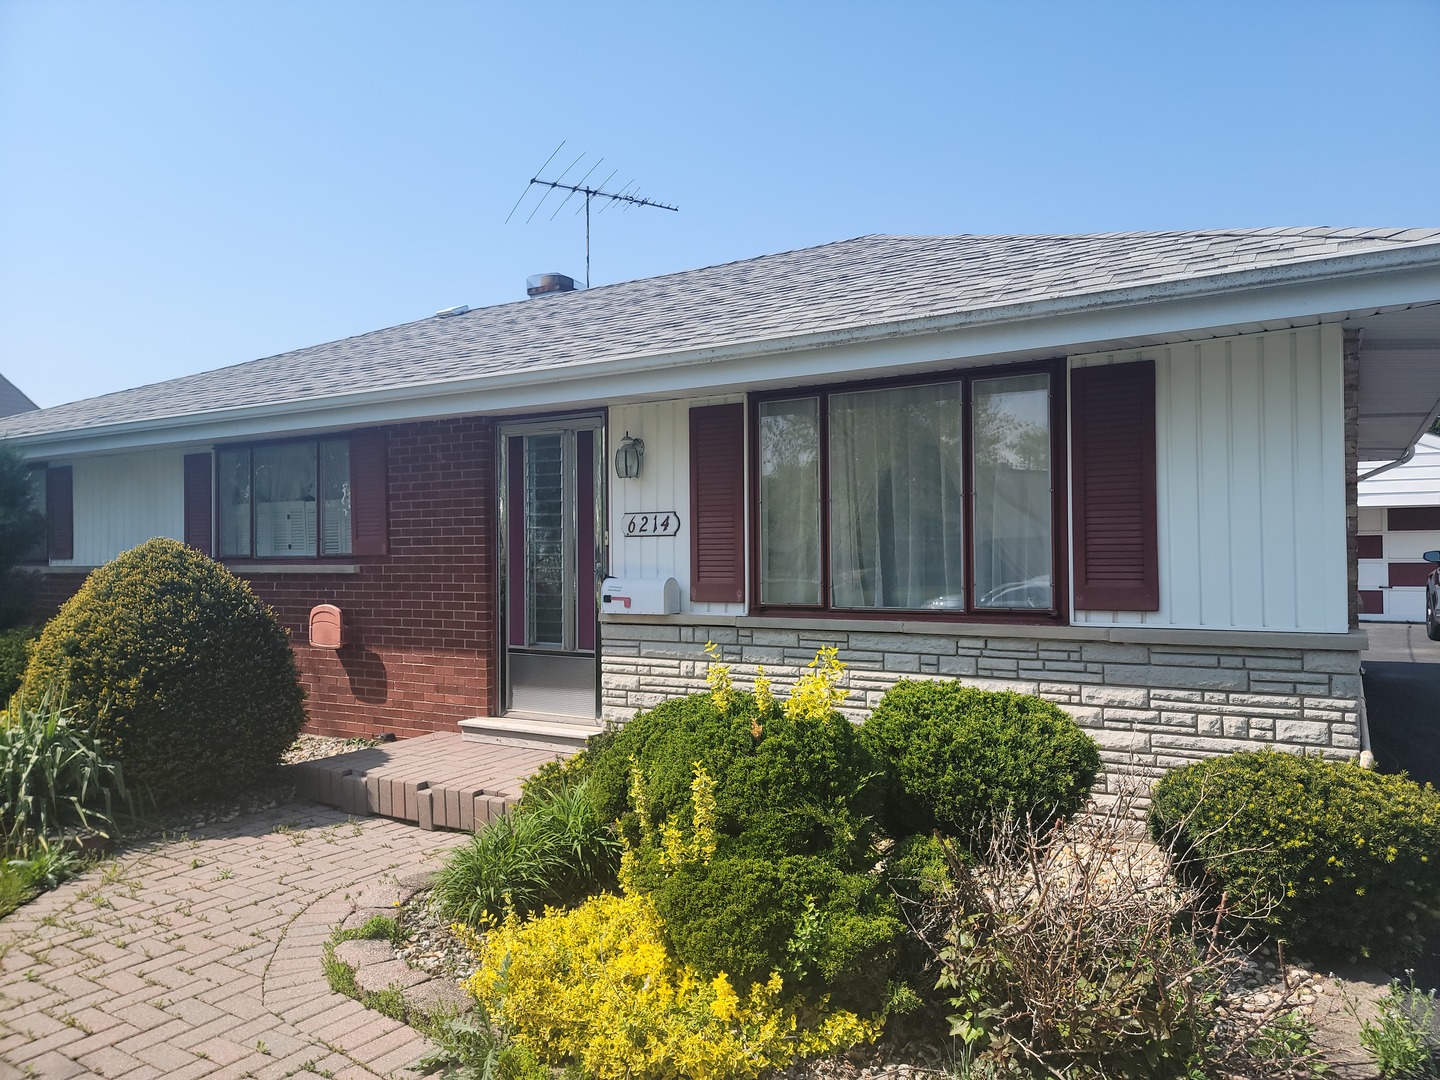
[319, 439, 352, 555]
[759, 398, 822, 605]
[830, 383, 965, 610]
[217, 448, 251, 557]
[254, 443, 317, 557]
[972, 374, 1052, 609]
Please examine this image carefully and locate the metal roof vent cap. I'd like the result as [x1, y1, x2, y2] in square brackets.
[527, 272, 578, 298]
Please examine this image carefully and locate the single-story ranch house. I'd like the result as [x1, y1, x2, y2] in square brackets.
[4, 230, 1440, 794]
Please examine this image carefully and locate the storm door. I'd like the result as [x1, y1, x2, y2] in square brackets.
[502, 420, 602, 720]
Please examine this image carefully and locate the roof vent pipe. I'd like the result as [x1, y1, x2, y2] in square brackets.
[527, 272, 577, 298]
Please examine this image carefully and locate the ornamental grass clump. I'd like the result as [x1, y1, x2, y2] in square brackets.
[0, 690, 130, 856]
[1147, 750, 1440, 966]
[21, 538, 305, 804]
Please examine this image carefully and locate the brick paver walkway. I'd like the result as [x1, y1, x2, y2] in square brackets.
[0, 804, 469, 1080]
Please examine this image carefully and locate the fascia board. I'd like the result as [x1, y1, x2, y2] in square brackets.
[12, 257, 1440, 460]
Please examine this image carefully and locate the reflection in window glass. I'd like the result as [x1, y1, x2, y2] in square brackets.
[217, 448, 251, 557]
[759, 398, 821, 605]
[830, 383, 965, 609]
[972, 374, 1052, 609]
[254, 443, 317, 557]
[320, 439, 351, 555]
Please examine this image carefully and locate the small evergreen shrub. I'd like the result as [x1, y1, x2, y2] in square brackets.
[432, 779, 620, 925]
[586, 690, 879, 866]
[21, 538, 306, 804]
[459, 892, 881, 1080]
[1147, 751, 1440, 966]
[0, 691, 130, 854]
[649, 854, 902, 1003]
[0, 626, 38, 702]
[859, 680, 1100, 841]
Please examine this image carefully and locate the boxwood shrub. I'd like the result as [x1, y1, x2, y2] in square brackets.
[859, 680, 1100, 842]
[1148, 751, 1440, 966]
[585, 690, 881, 866]
[21, 538, 306, 804]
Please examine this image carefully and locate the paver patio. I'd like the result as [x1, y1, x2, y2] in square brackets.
[0, 804, 469, 1079]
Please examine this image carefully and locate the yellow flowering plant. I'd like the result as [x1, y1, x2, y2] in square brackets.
[461, 891, 879, 1080]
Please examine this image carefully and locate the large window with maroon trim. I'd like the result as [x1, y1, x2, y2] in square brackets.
[211, 432, 386, 560]
[752, 363, 1064, 617]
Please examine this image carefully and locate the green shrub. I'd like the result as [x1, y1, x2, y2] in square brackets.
[649, 854, 902, 1005]
[0, 691, 130, 854]
[432, 779, 621, 925]
[859, 680, 1100, 842]
[586, 689, 880, 866]
[1147, 751, 1440, 966]
[21, 538, 305, 804]
[0, 626, 38, 702]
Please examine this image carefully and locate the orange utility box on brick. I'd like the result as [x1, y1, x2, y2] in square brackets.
[308, 604, 344, 650]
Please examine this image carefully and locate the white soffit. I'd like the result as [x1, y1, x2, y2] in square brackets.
[1350, 303, 1440, 460]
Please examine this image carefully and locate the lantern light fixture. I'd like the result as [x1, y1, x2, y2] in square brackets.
[615, 432, 644, 479]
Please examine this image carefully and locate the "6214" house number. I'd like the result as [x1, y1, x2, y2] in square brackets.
[623, 511, 681, 537]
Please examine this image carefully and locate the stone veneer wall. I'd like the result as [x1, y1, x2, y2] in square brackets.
[601, 616, 1366, 799]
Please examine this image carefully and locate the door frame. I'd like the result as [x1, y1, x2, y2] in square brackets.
[496, 412, 607, 720]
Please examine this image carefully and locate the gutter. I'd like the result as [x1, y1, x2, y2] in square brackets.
[6, 239, 1440, 454]
[1358, 397, 1440, 481]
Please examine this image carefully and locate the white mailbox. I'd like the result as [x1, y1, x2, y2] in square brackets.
[601, 577, 681, 615]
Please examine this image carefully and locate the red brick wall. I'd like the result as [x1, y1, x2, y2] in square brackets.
[247, 417, 497, 739]
[23, 416, 499, 741]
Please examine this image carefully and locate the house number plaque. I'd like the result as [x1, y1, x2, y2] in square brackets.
[623, 511, 681, 537]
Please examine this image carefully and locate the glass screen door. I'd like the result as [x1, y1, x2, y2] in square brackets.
[502, 421, 601, 719]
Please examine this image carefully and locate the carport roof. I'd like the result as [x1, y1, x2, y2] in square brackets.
[3, 227, 1440, 445]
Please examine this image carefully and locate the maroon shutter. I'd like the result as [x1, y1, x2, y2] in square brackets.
[183, 453, 212, 555]
[350, 430, 388, 556]
[689, 404, 746, 603]
[46, 464, 73, 561]
[1071, 361, 1159, 611]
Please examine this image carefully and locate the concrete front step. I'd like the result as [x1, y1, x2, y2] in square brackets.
[458, 714, 600, 752]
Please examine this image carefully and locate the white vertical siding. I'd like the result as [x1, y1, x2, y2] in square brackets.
[608, 395, 746, 615]
[57, 449, 189, 566]
[1072, 324, 1348, 632]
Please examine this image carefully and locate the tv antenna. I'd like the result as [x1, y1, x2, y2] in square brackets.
[505, 142, 678, 288]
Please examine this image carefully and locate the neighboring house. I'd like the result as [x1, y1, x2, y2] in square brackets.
[0, 373, 37, 417]
[3, 229, 1440, 798]
[1358, 432, 1440, 622]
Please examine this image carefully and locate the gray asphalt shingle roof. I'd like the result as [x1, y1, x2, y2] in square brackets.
[0, 374, 37, 418]
[4, 228, 1439, 441]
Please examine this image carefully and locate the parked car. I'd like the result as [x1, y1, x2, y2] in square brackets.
[1426, 550, 1440, 641]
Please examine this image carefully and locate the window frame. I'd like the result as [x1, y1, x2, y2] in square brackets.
[747, 358, 1069, 624]
[214, 435, 355, 562]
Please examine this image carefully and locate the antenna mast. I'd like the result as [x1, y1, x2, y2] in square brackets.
[506, 144, 678, 288]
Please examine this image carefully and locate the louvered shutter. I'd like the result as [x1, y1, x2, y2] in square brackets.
[350, 430, 388, 556]
[689, 404, 746, 603]
[1071, 362, 1159, 611]
[183, 453, 213, 554]
[46, 465, 73, 561]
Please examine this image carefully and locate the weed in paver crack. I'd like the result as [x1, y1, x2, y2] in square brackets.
[257, 1039, 270, 1055]
[366, 985, 407, 1022]
[23, 970, 37, 981]
[189, 858, 204, 869]
[216, 868, 234, 880]
[58, 1015, 91, 1034]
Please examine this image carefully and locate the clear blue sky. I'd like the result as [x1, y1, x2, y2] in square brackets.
[2, 0, 1437, 409]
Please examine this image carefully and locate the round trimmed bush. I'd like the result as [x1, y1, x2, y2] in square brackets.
[859, 680, 1100, 841]
[586, 689, 881, 866]
[21, 538, 306, 804]
[1148, 751, 1440, 966]
[650, 854, 902, 1004]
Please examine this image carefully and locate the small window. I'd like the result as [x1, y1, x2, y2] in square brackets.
[218, 439, 352, 558]
[20, 465, 46, 564]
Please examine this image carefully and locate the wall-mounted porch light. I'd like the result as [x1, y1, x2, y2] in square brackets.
[615, 432, 645, 479]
